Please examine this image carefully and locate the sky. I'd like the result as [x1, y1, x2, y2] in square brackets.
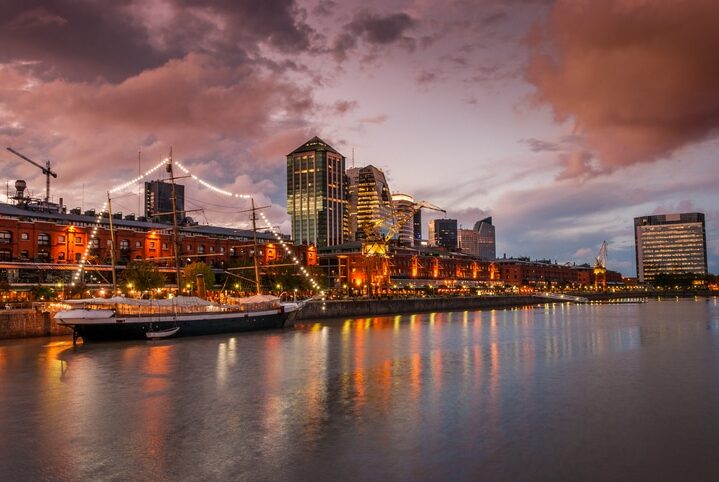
[0, 0, 718, 276]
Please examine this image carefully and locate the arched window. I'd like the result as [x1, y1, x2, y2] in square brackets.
[0, 231, 11, 244]
[197, 245, 205, 254]
[38, 233, 50, 246]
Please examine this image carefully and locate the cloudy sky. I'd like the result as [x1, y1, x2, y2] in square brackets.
[1, 0, 718, 275]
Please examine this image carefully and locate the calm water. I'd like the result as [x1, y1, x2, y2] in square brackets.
[1, 299, 719, 481]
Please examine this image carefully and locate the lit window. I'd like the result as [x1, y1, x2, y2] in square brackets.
[75, 236, 83, 245]
[0, 231, 11, 244]
[135, 241, 142, 248]
[58, 235, 65, 243]
[21, 232, 29, 241]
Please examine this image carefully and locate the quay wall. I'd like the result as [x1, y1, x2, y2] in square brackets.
[0, 309, 72, 340]
[294, 296, 542, 321]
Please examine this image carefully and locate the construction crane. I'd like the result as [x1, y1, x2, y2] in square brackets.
[6, 147, 57, 203]
[361, 200, 445, 295]
[593, 240, 608, 290]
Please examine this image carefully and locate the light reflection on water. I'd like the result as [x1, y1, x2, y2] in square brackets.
[1, 299, 719, 480]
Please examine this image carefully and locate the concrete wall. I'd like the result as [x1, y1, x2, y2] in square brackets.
[0, 309, 72, 339]
[294, 296, 541, 321]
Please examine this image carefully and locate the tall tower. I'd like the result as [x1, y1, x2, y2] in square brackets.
[634, 212, 707, 283]
[473, 216, 496, 260]
[287, 136, 347, 248]
[392, 193, 415, 245]
[346, 165, 393, 240]
[145, 180, 185, 224]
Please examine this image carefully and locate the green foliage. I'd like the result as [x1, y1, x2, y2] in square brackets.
[121, 261, 166, 293]
[31, 284, 56, 301]
[183, 262, 216, 291]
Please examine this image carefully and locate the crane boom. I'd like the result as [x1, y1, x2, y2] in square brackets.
[6, 147, 57, 203]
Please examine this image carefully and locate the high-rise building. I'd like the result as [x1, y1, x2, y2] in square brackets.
[346, 165, 393, 240]
[429, 218, 458, 250]
[413, 210, 422, 246]
[287, 136, 347, 248]
[144, 180, 184, 224]
[474, 217, 496, 260]
[634, 212, 708, 283]
[392, 193, 415, 245]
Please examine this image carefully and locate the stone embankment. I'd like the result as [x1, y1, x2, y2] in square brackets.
[0, 308, 72, 339]
[294, 295, 542, 321]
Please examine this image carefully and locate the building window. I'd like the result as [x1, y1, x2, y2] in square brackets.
[75, 236, 83, 245]
[38, 233, 50, 246]
[20, 250, 28, 259]
[149, 241, 156, 249]
[135, 255, 142, 260]
[58, 252, 65, 261]
[107, 239, 112, 246]
[120, 239, 130, 250]
[0, 248, 11, 261]
[162, 243, 168, 250]
[220, 246, 225, 253]
[75, 253, 81, 262]
[37, 249, 49, 261]
[90, 238, 99, 248]
[21, 232, 29, 241]
[0, 231, 11, 244]
[186, 244, 192, 251]
[197, 245, 205, 254]
[58, 235, 66, 243]
[209, 246, 214, 252]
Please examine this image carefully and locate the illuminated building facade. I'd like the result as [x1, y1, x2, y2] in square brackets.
[391, 193, 415, 245]
[347, 165, 393, 240]
[634, 212, 708, 283]
[287, 136, 347, 248]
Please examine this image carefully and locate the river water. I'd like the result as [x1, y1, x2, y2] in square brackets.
[1, 299, 719, 481]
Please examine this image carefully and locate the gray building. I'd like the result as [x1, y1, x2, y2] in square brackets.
[145, 180, 184, 224]
[287, 136, 347, 248]
[634, 212, 707, 283]
[429, 218, 458, 250]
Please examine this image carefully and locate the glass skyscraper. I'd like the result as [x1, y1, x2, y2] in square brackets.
[634, 212, 707, 283]
[287, 136, 347, 248]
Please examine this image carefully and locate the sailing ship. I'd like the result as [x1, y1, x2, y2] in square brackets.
[55, 152, 309, 343]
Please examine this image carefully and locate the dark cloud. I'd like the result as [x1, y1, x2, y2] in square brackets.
[522, 138, 561, 152]
[312, 0, 336, 16]
[0, 0, 314, 82]
[416, 70, 438, 85]
[527, 0, 719, 177]
[332, 10, 416, 61]
[333, 100, 359, 114]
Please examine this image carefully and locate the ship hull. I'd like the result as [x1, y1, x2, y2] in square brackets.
[59, 310, 292, 342]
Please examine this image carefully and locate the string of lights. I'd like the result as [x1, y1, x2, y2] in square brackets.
[170, 161, 325, 299]
[72, 159, 168, 286]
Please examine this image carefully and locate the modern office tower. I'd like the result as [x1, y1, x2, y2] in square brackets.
[346, 165, 393, 239]
[429, 218, 458, 250]
[287, 136, 347, 248]
[413, 210, 422, 246]
[474, 217, 496, 260]
[634, 212, 708, 283]
[392, 193, 415, 244]
[144, 180, 184, 224]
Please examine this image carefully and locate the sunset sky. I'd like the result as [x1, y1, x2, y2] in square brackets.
[1, 0, 718, 275]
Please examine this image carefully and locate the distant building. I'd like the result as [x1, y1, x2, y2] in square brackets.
[429, 218, 458, 250]
[634, 212, 708, 283]
[392, 193, 415, 245]
[346, 165, 392, 240]
[287, 136, 348, 248]
[474, 217, 496, 260]
[144, 180, 184, 224]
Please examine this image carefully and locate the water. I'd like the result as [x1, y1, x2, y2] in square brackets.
[2, 299, 719, 481]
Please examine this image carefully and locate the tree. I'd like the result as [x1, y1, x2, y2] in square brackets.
[183, 262, 215, 293]
[121, 261, 166, 293]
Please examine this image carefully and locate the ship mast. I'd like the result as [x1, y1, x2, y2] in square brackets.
[251, 197, 261, 295]
[167, 148, 183, 293]
[107, 192, 117, 294]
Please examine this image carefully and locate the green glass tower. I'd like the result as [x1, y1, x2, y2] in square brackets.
[287, 136, 347, 248]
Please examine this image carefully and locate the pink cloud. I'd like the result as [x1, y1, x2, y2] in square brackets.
[527, 0, 719, 177]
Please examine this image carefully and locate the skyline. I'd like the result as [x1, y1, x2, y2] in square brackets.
[0, 0, 718, 275]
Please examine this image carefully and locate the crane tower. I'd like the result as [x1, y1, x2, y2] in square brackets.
[593, 240, 608, 290]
